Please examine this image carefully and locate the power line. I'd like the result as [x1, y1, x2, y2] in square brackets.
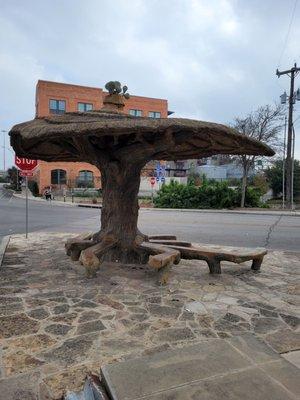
[277, 0, 298, 68]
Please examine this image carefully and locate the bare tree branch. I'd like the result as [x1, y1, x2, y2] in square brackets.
[231, 103, 285, 207]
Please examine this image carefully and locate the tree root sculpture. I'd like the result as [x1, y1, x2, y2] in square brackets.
[66, 234, 184, 284]
[65, 233, 267, 283]
[65, 232, 95, 261]
[79, 235, 119, 278]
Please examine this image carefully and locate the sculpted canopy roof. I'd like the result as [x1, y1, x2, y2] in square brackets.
[9, 110, 275, 163]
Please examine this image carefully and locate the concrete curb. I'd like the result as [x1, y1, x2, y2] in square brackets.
[77, 203, 102, 209]
[13, 192, 101, 208]
[13, 193, 77, 207]
[12, 192, 299, 216]
[140, 207, 300, 217]
[0, 236, 10, 267]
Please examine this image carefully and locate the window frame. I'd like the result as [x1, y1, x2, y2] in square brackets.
[129, 109, 142, 117]
[78, 102, 93, 112]
[51, 169, 67, 185]
[49, 99, 66, 114]
[78, 170, 94, 182]
[148, 111, 161, 118]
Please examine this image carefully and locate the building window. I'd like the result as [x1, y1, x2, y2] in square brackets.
[175, 161, 185, 169]
[148, 111, 161, 118]
[49, 99, 66, 114]
[129, 109, 142, 117]
[77, 170, 94, 188]
[51, 169, 67, 185]
[78, 102, 93, 112]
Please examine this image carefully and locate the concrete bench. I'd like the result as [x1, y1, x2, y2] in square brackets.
[139, 242, 181, 285]
[162, 242, 267, 274]
[148, 236, 267, 274]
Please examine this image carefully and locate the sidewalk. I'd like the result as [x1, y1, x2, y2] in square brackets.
[0, 232, 299, 398]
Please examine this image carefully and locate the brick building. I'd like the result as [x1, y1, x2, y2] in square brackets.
[34, 80, 169, 193]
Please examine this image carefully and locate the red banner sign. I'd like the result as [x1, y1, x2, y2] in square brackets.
[19, 171, 34, 177]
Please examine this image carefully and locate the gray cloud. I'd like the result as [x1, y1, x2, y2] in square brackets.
[1, 0, 299, 167]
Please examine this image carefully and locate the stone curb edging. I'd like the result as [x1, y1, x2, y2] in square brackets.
[0, 235, 10, 267]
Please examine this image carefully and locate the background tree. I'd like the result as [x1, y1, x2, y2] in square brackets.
[251, 174, 269, 195]
[7, 166, 21, 190]
[266, 159, 300, 200]
[232, 104, 284, 207]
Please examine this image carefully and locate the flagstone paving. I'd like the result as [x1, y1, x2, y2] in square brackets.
[0, 232, 299, 399]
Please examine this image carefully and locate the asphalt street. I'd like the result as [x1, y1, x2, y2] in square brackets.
[0, 185, 299, 252]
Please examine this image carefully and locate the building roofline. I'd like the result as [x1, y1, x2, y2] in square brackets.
[37, 80, 168, 102]
[37, 80, 103, 92]
[102, 91, 167, 102]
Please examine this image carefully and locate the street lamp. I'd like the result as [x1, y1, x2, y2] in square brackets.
[0, 145, 14, 154]
[1, 130, 7, 171]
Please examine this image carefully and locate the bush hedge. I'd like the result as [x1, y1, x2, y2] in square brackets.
[154, 180, 262, 209]
[28, 180, 39, 197]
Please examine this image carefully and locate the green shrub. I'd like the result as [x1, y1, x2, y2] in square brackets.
[73, 190, 100, 198]
[28, 180, 39, 197]
[235, 186, 263, 207]
[154, 180, 238, 209]
[154, 180, 264, 209]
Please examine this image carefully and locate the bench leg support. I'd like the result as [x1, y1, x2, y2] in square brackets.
[251, 257, 263, 271]
[158, 263, 172, 285]
[207, 258, 221, 274]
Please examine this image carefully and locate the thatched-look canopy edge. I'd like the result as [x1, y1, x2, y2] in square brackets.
[9, 110, 275, 163]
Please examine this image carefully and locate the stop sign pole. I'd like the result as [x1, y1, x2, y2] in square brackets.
[150, 176, 155, 206]
[15, 157, 38, 239]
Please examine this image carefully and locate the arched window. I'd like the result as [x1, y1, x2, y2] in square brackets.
[51, 169, 67, 185]
[78, 170, 94, 187]
[79, 170, 93, 182]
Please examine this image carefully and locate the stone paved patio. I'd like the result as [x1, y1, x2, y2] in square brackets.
[0, 232, 299, 399]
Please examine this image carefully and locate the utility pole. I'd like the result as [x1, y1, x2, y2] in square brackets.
[282, 116, 287, 209]
[276, 63, 300, 209]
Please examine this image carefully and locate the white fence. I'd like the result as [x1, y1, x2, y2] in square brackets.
[139, 176, 187, 197]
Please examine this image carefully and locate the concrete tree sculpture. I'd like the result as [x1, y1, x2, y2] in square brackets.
[10, 83, 275, 279]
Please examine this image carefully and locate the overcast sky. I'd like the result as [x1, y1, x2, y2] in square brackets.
[1, 0, 300, 168]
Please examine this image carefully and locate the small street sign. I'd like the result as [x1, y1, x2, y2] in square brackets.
[19, 171, 34, 177]
[15, 156, 38, 171]
[155, 162, 166, 182]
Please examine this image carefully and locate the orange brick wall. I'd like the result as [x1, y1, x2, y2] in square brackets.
[35, 80, 169, 193]
[37, 161, 101, 192]
[36, 81, 103, 117]
[123, 95, 168, 118]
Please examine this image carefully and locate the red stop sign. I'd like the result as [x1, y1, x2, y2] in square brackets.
[15, 156, 38, 171]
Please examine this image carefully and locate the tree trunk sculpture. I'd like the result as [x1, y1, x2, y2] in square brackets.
[9, 85, 275, 278]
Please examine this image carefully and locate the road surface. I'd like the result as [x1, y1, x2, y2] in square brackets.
[0, 185, 299, 252]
